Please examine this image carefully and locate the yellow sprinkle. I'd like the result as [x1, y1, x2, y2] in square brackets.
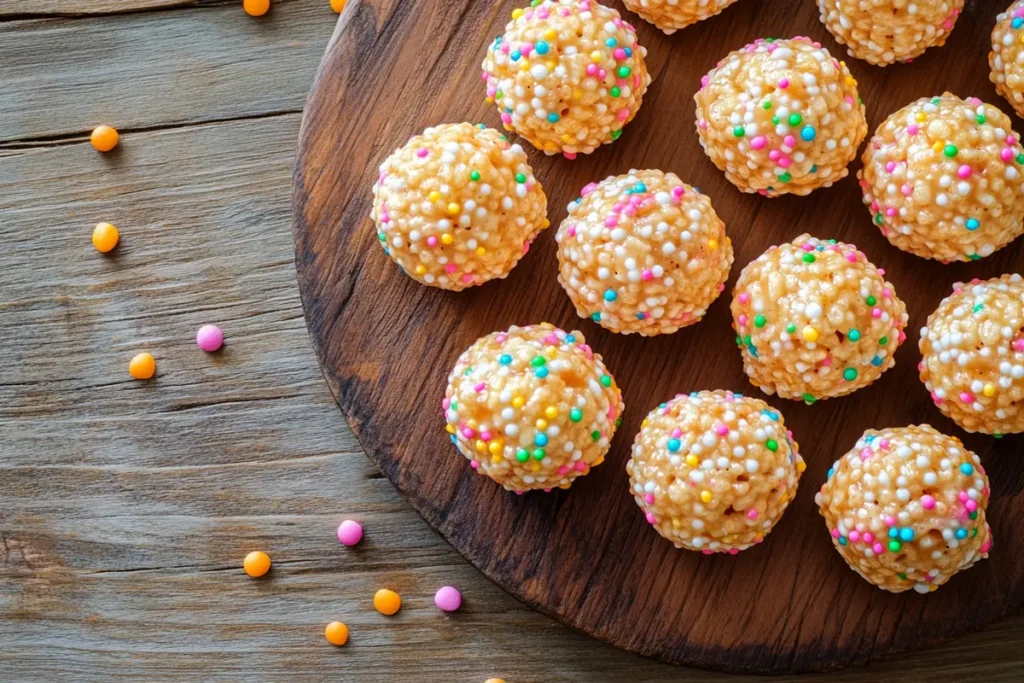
[592, 456, 604, 467]
[685, 454, 699, 467]
[440, 233, 454, 245]
[445, 424, 455, 434]
[531, 462, 541, 472]
[930, 584, 938, 592]
[915, 112, 927, 122]
[845, 76, 857, 87]
[559, 482, 571, 489]
[561, 134, 571, 142]
[475, 439, 487, 452]
[641, 418, 649, 428]
[475, 246, 486, 256]
[796, 459, 807, 473]
[544, 406, 558, 419]
[546, 61, 555, 71]
[428, 191, 441, 202]
[414, 264, 426, 275]
[492, 455, 502, 463]
[446, 203, 461, 215]
[671, 518, 682, 529]
[488, 440, 503, 455]
[573, 89, 583, 100]
[707, 239, 718, 251]
[519, 60, 530, 71]
[485, 97, 494, 104]
[544, 29, 557, 40]
[983, 383, 997, 397]
[700, 490, 712, 503]
[511, 8, 523, 18]
[542, 218, 551, 228]
[535, 419, 548, 430]
[590, 50, 603, 62]
[932, 141, 944, 152]
[512, 396, 525, 408]
[802, 326, 819, 343]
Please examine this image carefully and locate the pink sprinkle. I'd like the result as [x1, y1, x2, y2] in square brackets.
[500, 113, 512, 124]
[641, 268, 653, 281]
[848, 530, 861, 543]
[768, 150, 781, 161]
[846, 252, 857, 263]
[461, 274, 474, 284]
[616, 108, 631, 122]
[901, 183, 913, 196]
[574, 461, 587, 472]
[604, 216, 617, 228]
[557, 465, 571, 475]
[981, 538, 993, 553]
[778, 78, 789, 89]
[860, 448, 872, 461]
[495, 333, 507, 343]
[783, 135, 796, 148]
[196, 324, 224, 352]
[959, 491, 969, 502]
[885, 161, 896, 173]
[469, 460, 479, 469]
[645, 512, 656, 524]
[886, 207, 898, 216]
[746, 509, 758, 520]
[820, 357, 832, 367]
[563, 151, 577, 160]
[873, 543, 885, 554]
[473, 382, 486, 393]
[728, 548, 740, 555]
[878, 439, 890, 449]
[960, 392, 974, 403]
[831, 528, 841, 538]
[907, 124, 919, 135]
[738, 314, 748, 326]
[885, 515, 896, 527]
[872, 308, 882, 318]
[966, 499, 978, 512]
[337, 519, 363, 546]
[738, 292, 750, 303]
[701, 75, 710, 87]
[613, 48, 626, 60]
[750, 136, 767, 150]
[644, 493, 655, 504]
[416, 148, 429, 158]
[479, 430, 491, 441]
[957, 165, 972, 179]
[434, 586, 462, 612]
[567, 226, 577, 238]
[716, 424, 729, 436]
[586, 64, 598, 76]
[898, 330, 907, 342]
[1002, 147, 1015, 162]
[461, 427, 475, 438]
[1012, 338, 1024, 352]
[863, 532, 874, 543]
[671, 428, 682, 438]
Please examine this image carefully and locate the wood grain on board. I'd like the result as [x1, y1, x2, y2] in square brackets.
[293, 0, 1024, 673]
[4, 0, 1024, 679]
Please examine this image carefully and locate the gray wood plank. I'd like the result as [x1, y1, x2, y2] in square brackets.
[0, 0, 338, 143]
[0, 0, 203, 16]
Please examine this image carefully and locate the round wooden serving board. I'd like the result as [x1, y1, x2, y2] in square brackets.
[293, 0, 1024, 673]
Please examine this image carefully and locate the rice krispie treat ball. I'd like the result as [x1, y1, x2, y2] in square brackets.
[817, 425, 992, 593]
[555, 170, 733, 336]
[991, 1, 1024, 119]
[622, 0, 741, 34]
[817, 0, 963, 67]
[482, 0, 652, 158]
[444, 323, 624, 493]
[860, 94, 1024, 262]
[920, 274, 1024, 435]
[627, 390, 805, 553]
[731, 235, 909, 403]
[371, 123, 549, 290]
[694, 37, 867, 197]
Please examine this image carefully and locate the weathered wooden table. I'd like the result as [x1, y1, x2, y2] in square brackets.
[2, 1, 1024, 680]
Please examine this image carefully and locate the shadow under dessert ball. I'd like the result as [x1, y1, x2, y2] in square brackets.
[731, 234, 908, 403]
[482, 0, 651, 158]
[920, 274, 1024, 435]
[817, 425, 992, 593]
[555, 170, 733, 336]
[627, 390, 805, 554]
[694, 36, 867, 196]
[444, 324, 624, 493]
[859, 93, 1024, 262]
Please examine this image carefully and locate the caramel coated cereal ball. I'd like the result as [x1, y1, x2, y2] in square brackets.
[817, 425, 992, 593]
[628, 390, 805, 553]
[991, 1, 1024, 119]
[371, 123, 549, 290]
[817, 0, 963, 67]
[920, 274, 1024, 435]
[694, 37, 867, 196]
[444, 324, 624, 493]
[622, 0, 741, 34]
[555, 170, 733, 335]
[482, 0, 652, 158]
[731, 235, 908, 403]
[860, 93, 1024, 262]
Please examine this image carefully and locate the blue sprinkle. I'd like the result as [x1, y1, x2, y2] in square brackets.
[960, 463, 974, 476]
[635, 312, 646, 320]
[827, 467, 834, 479]
[499, 354, 512, 365]
[605, 37, 617, 47]
[565, 334, 576, 343]
[624, 47, 633, 57]
[966, 218, 980, 231]
[547, 112, 560, 123]
[667, 438, 681, 452]
[888, 527, 899, 539]
[956, 528, 969, 539]
[535, 41, 549, 55]
[871, 355, 884, 367]
[511, 50, 521, 61]
[838, 536, 847, 545]
[603, 289, 617, 302]
[1014, 17, 1024, 29]
[899, 528, 914, 542]
[534, 366, 549, 379]
[591, 312, 601, 321]
[534, 433, 548, 447]
[800, 126, 816, 141]
[450, 434, 458, 444]
[761, 409, 779, 421]
[634, 183, 647, 193]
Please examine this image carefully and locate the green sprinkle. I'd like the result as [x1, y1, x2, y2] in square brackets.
[762, 101, 772, 110]
[591, 430, 601, 442]
[771, 115, 780, 125]
[943, 144, 958, 158]
[802, 253, 815, 263]
[754, 314, 767, 328]
[610, 86, 621, 98]
[515, 172, 527, 183]
[970, 510, 979, 520]
[973, 303, 984, 313]
[766, 439, 778, 452]
[888, 540, 902, 552]
[788, 113, 802, 126]
[516, 448, 530, 462]
[611, 129, 622, 140]
[735, 335, 743, 346]
[843, 368, 858, 381]
[977, 114, 987, 124]
[865, 295, 877, 306]
[803, 393, 816, 404]
[779, 172, 792, 183]
[879, 336, 889, 345]
[733, 126, 745, 138]
[470, 170, 481, 181]
[743, 335, 752, 346]
[897, 573, 907, 580]
[848, 329, 861, 342]
[531, 355, 546, 367]
[532, 448, 546, 461]
[569, 408, 583, 423]
[786, 323, 797, 334]
[1017, 153, 1024, 165]
[874, 213, 884, 225]
[600, 375, 612, 387]
[617, 65, 631, 78]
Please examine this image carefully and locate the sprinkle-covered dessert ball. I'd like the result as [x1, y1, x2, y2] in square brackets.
[817, 0, 963, 67]
[731, 235, 908, 403]
[860, 94, 1024, 262]
[622, 0, 741, 34]
[444, 324, 624, 493]
[694, 37, 867, 197]
[920, 274, 1024, 435]
[627, 390, 805, 553]
[482, 1, 652, 158]
[817, 425, 992, 593]
[992, 1, 1024, 119]
[555, 170, 733, 336]
[371, 123, 549, 290]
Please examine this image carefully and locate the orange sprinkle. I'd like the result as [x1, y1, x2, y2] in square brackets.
[243, 550, 271, 578]
[324, 621, 349, 646]
[92, 222, 119, 253]
[90, 125, 119, 152]
[329, 0, 347, 12]
[243, 0, 270, 16]
[128, 352, 156, 380]
[373, 588, 401, 615]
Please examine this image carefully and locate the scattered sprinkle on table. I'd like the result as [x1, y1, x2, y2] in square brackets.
[330, 0, 346, 12]
[196, 324, 224, 352]
[92, 222, 119, 253]
[128, 352, 156, 380]
[484, 679, 506, 683]
[243, 0, 270, 16]
[324, 621, 349, 646]
[373, 588, 401, 615]
[433, 585, 462, 612]
[243, 550, 272, 578]
[90, 125, 119, 152]
[336, 519, 363, 546]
